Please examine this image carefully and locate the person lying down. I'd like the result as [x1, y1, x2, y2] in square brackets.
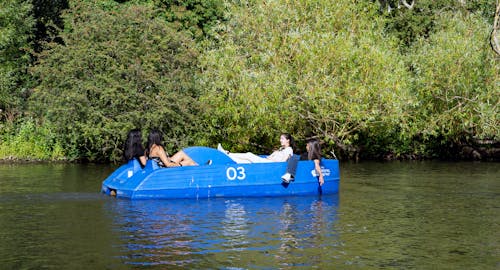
[218, 133, 294, 164]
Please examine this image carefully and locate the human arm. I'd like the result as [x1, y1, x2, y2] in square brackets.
[313, 159, 324, 186]
[139, 156, 147, 167]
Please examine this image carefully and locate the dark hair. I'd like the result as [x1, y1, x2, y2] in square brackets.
[123, 129, 144, 161]
[281, 133, 296, 151]
[145, 129, 164, 157]
[307, 139, 322, 160]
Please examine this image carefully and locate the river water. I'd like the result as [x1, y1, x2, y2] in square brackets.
[0, 161, 498, 269]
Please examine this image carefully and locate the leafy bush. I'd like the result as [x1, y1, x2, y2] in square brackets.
[381, 0, 494, 49]
[198, 0, 413, 157]
[407, 12, 499, 156]
[154, 0, 227, 40]
[0, 0, 35, 117]
[0, 118, 65, 160]
[29, 1, 201, 162]
[1, 0, 496, 161]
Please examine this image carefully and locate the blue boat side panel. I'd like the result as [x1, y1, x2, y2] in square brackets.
[183, 146, 236, 165]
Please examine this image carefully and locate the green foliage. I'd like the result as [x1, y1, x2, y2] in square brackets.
[0, 118, 65, 160]
[154, 0, 227, 40]
[29, 1, 201, 162]
[407, 12, 499, 152]
[199, 0, 413, 156]
[1, 0, 497, 161]
[31, 0, 69, 52]
[381, 0, 495, 48]
[0, 0, 35, 116]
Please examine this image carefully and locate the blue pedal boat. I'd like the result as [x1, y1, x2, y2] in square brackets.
[101, 146, 340, 199]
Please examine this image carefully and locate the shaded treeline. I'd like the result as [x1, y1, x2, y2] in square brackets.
[0, 0, 498, 162]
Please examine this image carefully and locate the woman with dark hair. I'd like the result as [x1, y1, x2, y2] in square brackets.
[266, 133, 296, 161]
[218, 133, 295, 163]
[281, 138, 324, 186]
[123, 129, 147, 167]
[145, 129, 197, 167]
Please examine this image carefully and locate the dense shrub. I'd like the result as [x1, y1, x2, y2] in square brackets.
[1, 0, 497, 161]
[198, 0, 413, 157]
[0, 0, 35, 119]
[29, 1, 201, 161]
[0, 118, 64, 160]
[406, 12, 499, 157]
[154, 0, 227, 40]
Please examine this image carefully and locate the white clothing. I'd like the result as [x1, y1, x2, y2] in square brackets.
[267, 146, 293, 162]
[228, 146, 293, 164]
[228, 152, 272, 163]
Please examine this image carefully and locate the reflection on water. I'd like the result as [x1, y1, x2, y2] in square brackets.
[104, 196, 339, 268]
[278, 201, 299, 254]
[107, 200, 196, 267]
[0, 161, 498, 269]
[222, 201, 249, 249]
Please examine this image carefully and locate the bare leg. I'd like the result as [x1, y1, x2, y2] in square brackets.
[170, 150, 198, 166]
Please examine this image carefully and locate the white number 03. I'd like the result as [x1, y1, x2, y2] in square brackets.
[226, 167, 246, 180]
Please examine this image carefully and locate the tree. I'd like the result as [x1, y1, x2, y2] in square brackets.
[153, 0, 227, 40]
[30, 1, 201, 161]
[31, 0, 69, 52]
[380, 0, 495, 48]
[199, 0, 413, 157]
[0, 0, 35, 122]
[408, 12, 499, 157]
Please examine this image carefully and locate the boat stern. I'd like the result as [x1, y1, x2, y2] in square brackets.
[101, 159, 150, 198]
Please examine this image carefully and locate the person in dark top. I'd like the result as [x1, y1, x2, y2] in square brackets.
[145, 129, 197, 168]
[281, 138, 324, 186]
[123, 129, 147, 167]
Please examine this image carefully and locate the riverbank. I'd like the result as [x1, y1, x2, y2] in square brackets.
[454, 139, 500, 161]
[1, 142, 498, 164]
[0, 157, 72, 164]
[379, 140, 500, 161]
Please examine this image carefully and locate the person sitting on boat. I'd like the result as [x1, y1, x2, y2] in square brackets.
[146, 129, 198, 167]
[218, 133, 295, 164]
[281, 138, 324, 186]
[123, 129, 147, 167]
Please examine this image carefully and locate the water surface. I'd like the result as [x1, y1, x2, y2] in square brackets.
[0, 161, 498, 269]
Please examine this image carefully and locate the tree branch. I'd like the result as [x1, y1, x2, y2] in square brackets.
[400, 0, 414, 9]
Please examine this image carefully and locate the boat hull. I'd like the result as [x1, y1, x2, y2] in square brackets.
[101, 147, 340, 199]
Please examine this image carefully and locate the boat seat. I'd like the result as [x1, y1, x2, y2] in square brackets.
[128, 158, 144, 172]
[144, 159, 160, 171]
